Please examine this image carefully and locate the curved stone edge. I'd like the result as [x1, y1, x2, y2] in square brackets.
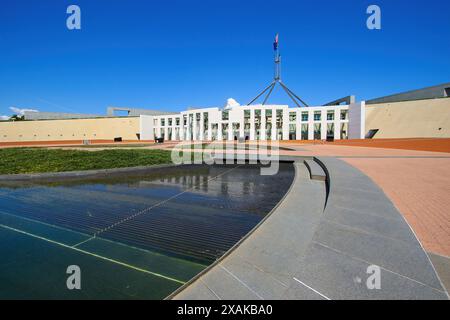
[166, 161, 300, 300]
[313, 157, 449, 300]
[171, 158, 449, 300]
[0, 163, 179, 182]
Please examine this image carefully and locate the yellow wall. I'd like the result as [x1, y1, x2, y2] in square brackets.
[365, 98, 450, 138]
[0, 117, 140, 142]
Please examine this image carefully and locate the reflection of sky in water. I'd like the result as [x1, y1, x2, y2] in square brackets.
[0, 164, 294, 263]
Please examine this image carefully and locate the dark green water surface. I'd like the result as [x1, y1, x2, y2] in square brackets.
[0, 163, 294, 299]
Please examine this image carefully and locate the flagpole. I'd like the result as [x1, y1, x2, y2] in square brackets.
[247, 33, 308, 107]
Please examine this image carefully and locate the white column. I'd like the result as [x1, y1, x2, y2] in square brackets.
[228, 123, 233, 141]
[296, 110, 301, 140]
[239, 119, 244, 139]
[199, 113, 204, 141]
[207, 114, 212, 141]
[334, 108, 340, 140]
[217, 122, 222, 141]
[321, 109, 327, 140]
[282, 108, 289, 140]
[271, 109, 276, 141]
[192, 114, 197, 141]
[260, 109, 266, 140]
[249, 109, 255, 141]
[308, 109, 314, 140]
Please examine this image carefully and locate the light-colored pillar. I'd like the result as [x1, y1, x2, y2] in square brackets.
[282, 109, 289, 141]
[192, 114, 197, 141]
[228, 123, 233, 141]
[217, 122, 222, 141]
[271, 109, 276, 141]
[296, 110, 301, 140]
[308, 109, 314, 140]
[207, 117, 212, 141]
[334, 108, 340, 140]
[239, 119, 244, 140]
[179, 122, 184, 141]
[249, 109, 255, 141]
[321, 109, 327, 140]
[260, 109, 266, 140]
[199, 113, 204, 141]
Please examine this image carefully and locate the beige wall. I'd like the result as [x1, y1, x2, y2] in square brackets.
[365, 98, 450, 138]
[0, 117, 140, 142]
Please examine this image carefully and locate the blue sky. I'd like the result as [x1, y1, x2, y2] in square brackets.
[0, 0, 449, 116]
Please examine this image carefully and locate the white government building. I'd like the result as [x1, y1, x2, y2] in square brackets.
[140, 100, 366, 142]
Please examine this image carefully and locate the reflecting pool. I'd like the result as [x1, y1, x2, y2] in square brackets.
[0, 163, 294, 299]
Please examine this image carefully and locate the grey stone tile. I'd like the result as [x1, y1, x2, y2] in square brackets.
[222, 256, 290, 299]
[313, 220, 444, 290]
[174, 281, 219, 300]
[323, 205, 417, 243]
[200, 263, 263, 300]
[293, 242, 447, 300]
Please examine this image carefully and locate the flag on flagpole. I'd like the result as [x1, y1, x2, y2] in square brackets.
[273, 33, 279, 51]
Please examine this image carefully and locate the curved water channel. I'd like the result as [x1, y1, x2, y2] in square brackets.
[0, 163, 294, 299]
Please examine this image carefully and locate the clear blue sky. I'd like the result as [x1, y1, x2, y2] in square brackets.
[1, 0, 449, 116]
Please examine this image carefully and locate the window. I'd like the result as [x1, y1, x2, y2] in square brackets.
[365, 129, 379, 139]
[445, 87, 450, 97]
[301, 112, 308, 122]
[161, 118, 165, 126]
[340, 110, 348, 120]
[168, 118, 172, 126]
[327, 111, 334, 121]
[289, 112, 296, 122]
[222, 110, 229, 121]
[175, 118, 180, 126]
[314, 111, 321, 121]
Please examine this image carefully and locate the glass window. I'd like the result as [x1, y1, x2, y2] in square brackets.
[340, 110, 348, 120]
[289, 112, 296, 122]
[314, 111, 321, 121]
[301, 112, 308, 122]
[327, 111, 334, 121]
[222, 110, 229, 121]
[161, 118, 165, 126]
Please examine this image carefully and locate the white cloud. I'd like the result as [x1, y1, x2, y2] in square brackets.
[9, 106, 38, 115]
[224, 98, 240, 110]
[0, 115, 10, 120]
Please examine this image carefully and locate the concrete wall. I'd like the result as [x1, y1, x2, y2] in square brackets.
[0, 117, 140, 142]
[348, 102, 365, 139]
[365, 98, 450, 138]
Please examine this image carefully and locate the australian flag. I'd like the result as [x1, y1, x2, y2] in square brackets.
[273, 33, 279, 51]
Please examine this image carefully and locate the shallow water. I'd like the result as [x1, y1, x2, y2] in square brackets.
[0, 163, 294, 299]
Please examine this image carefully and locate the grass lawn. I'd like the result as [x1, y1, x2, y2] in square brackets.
[0, 148, 173, 174]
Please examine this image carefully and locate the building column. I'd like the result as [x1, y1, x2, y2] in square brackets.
[217, 122, 222, 141]
[334, 108, 340, 140]
[308, 110, 314, 140]
[192, 114, 197, 141]
[271, 109, 276, 141]
[249, 109, 255, 141]
[228, 123, 233, 141]
[199, 113, 204, 141]
[179, 122, 184, 141]
[321, 109, 327, 140]
[207, 114, 212, 141]
[296, 111, 301, 140]
[239, 118, 245, 140]
[282, 109, 289, 141]
[260, 109, 266, 140]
